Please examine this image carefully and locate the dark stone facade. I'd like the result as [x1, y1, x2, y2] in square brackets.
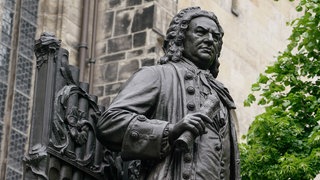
[127, 0, 142, 6]
[101, 62, 118, 82]
[94, 0, 177, 106]
[114, 8, 134, 36]
[133, 31, 146, 47]
[108, 35, 133, 53]
[105, 82, 124, 95]
[131, 5, 154, 32]
[119, 59, 139, 80]
[104, 11, 114, 38]
[100, 52, 126, 63]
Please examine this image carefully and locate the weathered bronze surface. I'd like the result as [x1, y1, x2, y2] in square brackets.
[24, 33, 120, 180]
[97, 7, 240, 180]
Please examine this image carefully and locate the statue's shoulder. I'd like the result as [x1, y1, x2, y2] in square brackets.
[130, 64, 174, 82]
[138, 62, 177, 74]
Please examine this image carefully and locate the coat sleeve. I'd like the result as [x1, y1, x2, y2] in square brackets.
[96, 67, 170, 160]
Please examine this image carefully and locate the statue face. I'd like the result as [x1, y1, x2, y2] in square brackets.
[183, 16, 220, 69]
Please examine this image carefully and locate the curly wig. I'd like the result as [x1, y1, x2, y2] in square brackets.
[160, 7, 224, 77]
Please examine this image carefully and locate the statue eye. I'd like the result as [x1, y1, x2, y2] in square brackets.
[212, 36, 219, 43]
[211, 33, 220, 43]
[196, 29, 206, 36]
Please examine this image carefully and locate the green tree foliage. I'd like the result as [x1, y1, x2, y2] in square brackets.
[241, 0, 320, 179]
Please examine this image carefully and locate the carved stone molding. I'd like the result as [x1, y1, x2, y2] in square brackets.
[24, 144, 48, 180]
[34, 32, 61, 68]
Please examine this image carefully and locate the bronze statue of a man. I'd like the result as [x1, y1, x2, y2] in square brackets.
[97, 7, 240, 180]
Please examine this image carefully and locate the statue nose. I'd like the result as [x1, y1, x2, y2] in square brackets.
[204, 34, 214, 45]
[208, 33, 214, 41]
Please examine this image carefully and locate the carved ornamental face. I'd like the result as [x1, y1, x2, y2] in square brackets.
[183, 16, 220, 70]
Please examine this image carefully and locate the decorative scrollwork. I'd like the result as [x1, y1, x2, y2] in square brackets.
[34, 32, 61, 69]
[24, 144, 48, 180]
[50, 84, 101, 167]
[66, 107, 90, 145]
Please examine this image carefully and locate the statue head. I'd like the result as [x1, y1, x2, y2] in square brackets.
[160, 7, 224, 77]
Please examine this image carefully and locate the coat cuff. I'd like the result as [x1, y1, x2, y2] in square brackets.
[121, 115, 169, 160]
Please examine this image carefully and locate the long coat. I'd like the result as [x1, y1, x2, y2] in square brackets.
[96, 59, 241, 180]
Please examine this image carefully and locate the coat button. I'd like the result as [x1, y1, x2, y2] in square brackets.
[137, 115, 146, 121]
[184, 72, 193, 80]
[219, 119, 226, 127]
[130, 131, 139, 140]
[187, 103, 195, 111]
[184, 153, 192, 163]
[163, 129, 169, 136]
[220, 171, 225, 179]
[221, 161, 225, 166]
[186, 86, 195, 95]
[182, 171, 190, 179]
[215, 144, 221, 151]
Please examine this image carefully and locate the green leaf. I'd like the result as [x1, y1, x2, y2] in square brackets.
[282, 100, 291, 108]
[258, 74, 269, 84]
[244, 93, 256, 107]
[251, 83, 261, 91]
[265, 66, 275, 74]
[258, 98, 267, 105]
[296, 5, 303, 12]
[244, 100, 250, 107]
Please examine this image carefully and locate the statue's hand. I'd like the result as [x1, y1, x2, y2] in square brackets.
[169, 113, 208, 142]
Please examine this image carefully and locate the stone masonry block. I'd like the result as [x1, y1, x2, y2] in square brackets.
[99, 96, 111, 107]
[127, 0, 142, 6]
[131, 5, 154, 32]
[114, 8, 134, 36]
[93, 86, 104, 97]
[127, 49, 144, 59]
[133, 31, 146, 47]
[155, 0, 177, 13]
[108, 35, 132, 53]
[146, 29, 163, 47]
[109, 0, 121, 8]
[96, 41, 107, 56]
[100, 52, 126, 63]
[101, 62, 118, 83]
[148, 47, 156, 53]
[105, 82, 124, 96]
[154, 5, 172, 35]
[119, 59, 139, 80]
[104, 11, 114, 38]
[141, 58, 155, 67]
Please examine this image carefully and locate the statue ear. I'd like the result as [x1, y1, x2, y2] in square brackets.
[210, 59, 220, 78]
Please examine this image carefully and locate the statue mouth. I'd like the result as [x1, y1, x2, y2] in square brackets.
[200, 47, 213, 55]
